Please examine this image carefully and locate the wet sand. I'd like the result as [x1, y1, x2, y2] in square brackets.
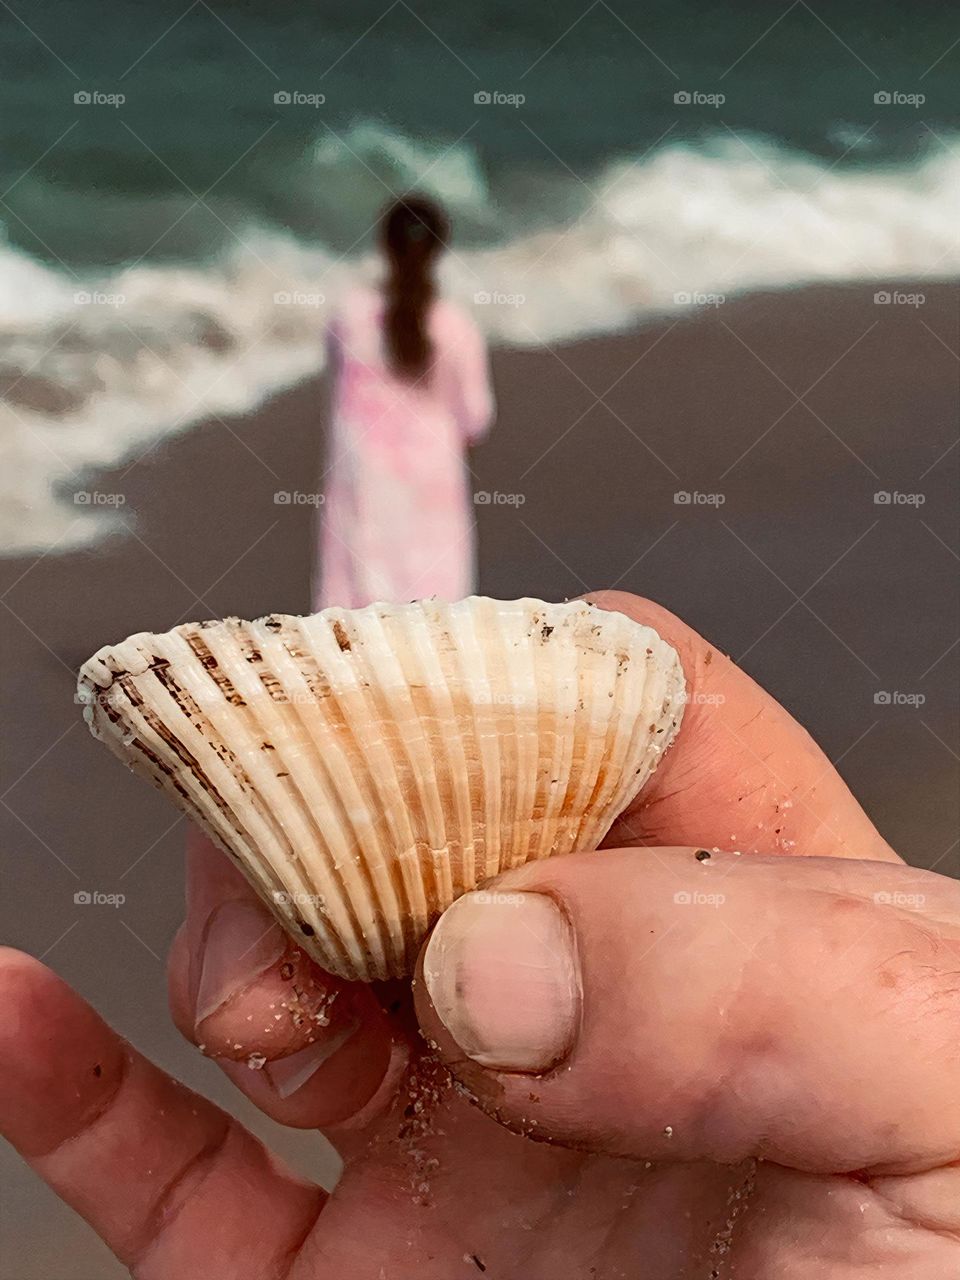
[1, 281, 958, 1277]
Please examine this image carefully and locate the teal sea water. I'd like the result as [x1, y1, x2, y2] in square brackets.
[2, 0, 958, 263]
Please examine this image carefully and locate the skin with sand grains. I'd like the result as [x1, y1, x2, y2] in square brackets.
[2, 592, 960, 1277]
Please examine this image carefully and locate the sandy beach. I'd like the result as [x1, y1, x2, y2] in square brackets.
[1, 280, 957, 1277]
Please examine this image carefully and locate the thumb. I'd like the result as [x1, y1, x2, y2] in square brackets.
[414, 847, 960, 1176]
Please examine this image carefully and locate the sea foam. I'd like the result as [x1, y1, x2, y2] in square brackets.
[1, 135, 958, 554]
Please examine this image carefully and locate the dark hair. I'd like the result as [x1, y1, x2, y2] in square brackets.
[380, 196, 448, 380]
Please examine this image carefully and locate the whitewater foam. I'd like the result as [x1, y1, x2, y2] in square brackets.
[2, 134, 958, 555]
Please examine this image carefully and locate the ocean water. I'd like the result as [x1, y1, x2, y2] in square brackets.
[1, 0, 958, 551]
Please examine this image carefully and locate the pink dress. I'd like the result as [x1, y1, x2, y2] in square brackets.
[314, 286, 494, 610]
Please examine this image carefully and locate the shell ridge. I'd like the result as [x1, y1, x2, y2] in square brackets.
[295, 610, 420, 979]
[88, 639, 302, 918]
[437, 599, 492, 901]
[572, 614, 625, 847]
[92, 669, 246, 853]
[513, 603, 542, 868]
[598, 626, 648, 840]
[610, 629, 685, 830]
[239, 620, 380, 973]
[488, 600, 519, 873]
[400, 607, 452, 929]
[440, 600, 489, 893]
[316, 607, 421, 979]
[538, 602, 574, 861]
[415, 604, 471, 913]
[585, 616, 650, 844]
[391, 606, 480, 930]
[561, 610, 595, 852]
[265, 612, 405, 976]
[450, 600, 495, 886]
[371, 601, 455, 952]
[588, 617, 632, 849]
[138, 654, 273, 862]
[191, 623, 358, 972]
[343, 606, 439, 975]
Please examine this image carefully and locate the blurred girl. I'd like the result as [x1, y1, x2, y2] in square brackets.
[315, 196, 494, 608]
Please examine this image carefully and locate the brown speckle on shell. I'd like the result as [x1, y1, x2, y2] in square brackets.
[332, 620, 351, 651]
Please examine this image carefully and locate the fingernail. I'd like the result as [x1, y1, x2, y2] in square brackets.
[195, 899, 286, 1026]
[423, 891, 581, 1072]
[266, 1021, 360, 1098]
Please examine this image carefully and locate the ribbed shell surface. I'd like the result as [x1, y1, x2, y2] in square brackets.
[78, 597, 685, 980]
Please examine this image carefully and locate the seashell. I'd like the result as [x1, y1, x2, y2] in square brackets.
[78, 597, 685, 980]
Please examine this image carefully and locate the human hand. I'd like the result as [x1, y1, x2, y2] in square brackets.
[2, 591, 957, 1278]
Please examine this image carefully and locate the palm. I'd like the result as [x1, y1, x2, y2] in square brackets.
[310, 1046, 957, 1277]
[321, 1039, 719, 1279]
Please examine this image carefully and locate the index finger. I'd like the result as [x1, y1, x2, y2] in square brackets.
[586, 591, 898, 862]
[169, 829, 400, 1133]
[0, 949, 324, 1277]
